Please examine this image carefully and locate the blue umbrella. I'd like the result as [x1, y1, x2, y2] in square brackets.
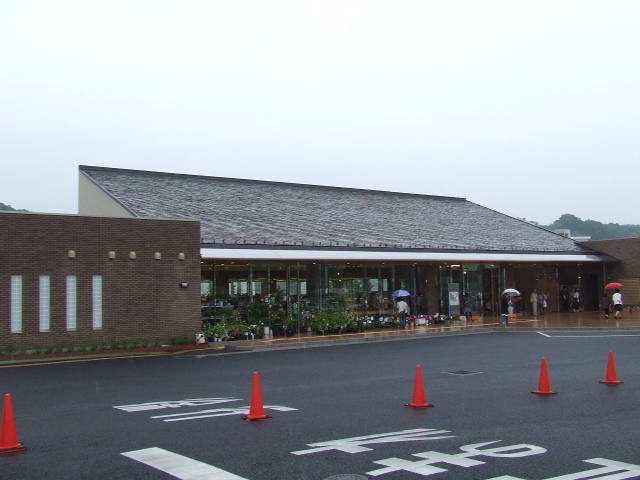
[392, 289, 411, 297]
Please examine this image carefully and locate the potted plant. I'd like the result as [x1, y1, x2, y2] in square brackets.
[247, 297, 269, 338]
[331, 308, 355, 333]
[211, 321, 229, 341]
[300, 310, 314, 332]
[309, 307, 354, 335]
[227, 319, 249, 340]
[268, 290, 290, 336]
[201, 321, 216, 342]
[309, 309, 330, 335]
[219, 305, 239, 323]
[201, 292, 214, 320]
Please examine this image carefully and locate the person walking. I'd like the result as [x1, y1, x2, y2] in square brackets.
[499, 293, 511, 326]
[396, 297, 409, 329]
[539, 291, 548, 315]
[571, 288, 580, 312]
[612, 288, 623, 319]
[601, 292, 612, 319]
[530, 288, 539, 316]
[561, 286, 571, 312]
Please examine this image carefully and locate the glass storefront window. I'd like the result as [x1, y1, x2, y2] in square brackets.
[378, 265, 394, 318]
[201, 259, 562, 328]
[438, 264, 500, 317]
[325, 264, 346, 309]
[462, 265, 483, 316]
[268, 264, 287, 298]
[250, 263, 270, 301]
[439, 265, 462, 315]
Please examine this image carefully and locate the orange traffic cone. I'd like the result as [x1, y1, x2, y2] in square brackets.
[241, 372, 272, 421]
[600, 350, 623, 385]
[405, 365, 434, 408]
[0, 394, 26, 454]
[531, 358, 558, 396]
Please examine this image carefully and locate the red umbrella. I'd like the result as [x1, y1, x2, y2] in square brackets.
[605, 282, 624, 289]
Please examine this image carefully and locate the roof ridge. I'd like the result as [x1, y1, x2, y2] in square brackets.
[78, 165, 466, 201]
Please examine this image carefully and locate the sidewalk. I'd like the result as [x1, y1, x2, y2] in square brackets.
[2, 310, 638, 364]
[223, 309, 640, 352]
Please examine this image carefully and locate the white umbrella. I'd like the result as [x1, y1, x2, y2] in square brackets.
[503, 288, 521, 296]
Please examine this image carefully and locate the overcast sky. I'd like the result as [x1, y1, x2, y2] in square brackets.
[1, 1, 639, 225]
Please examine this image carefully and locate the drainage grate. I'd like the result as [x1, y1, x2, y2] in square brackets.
[445, 370, 482, 376]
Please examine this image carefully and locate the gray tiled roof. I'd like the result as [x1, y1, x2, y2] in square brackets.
[80, 165, 592, 253]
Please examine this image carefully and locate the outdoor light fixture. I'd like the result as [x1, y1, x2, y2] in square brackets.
[109, 251, 116, 259]
[68, 250, 76, 258]
[178, 253, 185, 260]
[129, 251, 136, 259]
[154, 252, 161, 260]
[179, 282, 189, 288]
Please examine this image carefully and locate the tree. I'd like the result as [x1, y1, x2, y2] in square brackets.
[0, 202, 28, 212]
[543, 214, 640, 240]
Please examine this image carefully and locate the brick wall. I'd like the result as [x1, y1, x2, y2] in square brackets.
[0, 212, 201, 350]
[583, 238, 640, 305]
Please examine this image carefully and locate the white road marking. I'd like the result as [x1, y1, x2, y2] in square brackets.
[367, 441, 546, 477]
[486, 457, 640, 479]
[122, 447, 248, 479]
[114, 398, 240, 412]
[152, 405, 297, 422]
[292, 428, 455, 455]
[537, 332, 640, 338]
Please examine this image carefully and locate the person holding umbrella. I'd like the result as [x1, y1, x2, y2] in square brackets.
[499, 292, 511, 326]
[396, 296, 409, 329]
[612, 288, 623, 319]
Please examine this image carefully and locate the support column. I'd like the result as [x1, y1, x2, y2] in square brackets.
[425, 265, 440, 315]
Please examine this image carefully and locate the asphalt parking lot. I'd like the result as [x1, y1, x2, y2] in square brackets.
[1, 330, 639, 479]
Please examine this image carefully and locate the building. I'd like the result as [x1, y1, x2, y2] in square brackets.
[552, 229, 592, 242]
[583, 237, 640, 305]
[78, 165, 614, 328]
[0, 211, 201, 351]
[5, 165, 633, 351]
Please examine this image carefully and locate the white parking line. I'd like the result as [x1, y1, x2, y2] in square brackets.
[122, 447, 248, 479]
[537, 332, 640, 338]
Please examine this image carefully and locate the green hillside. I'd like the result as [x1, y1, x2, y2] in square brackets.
[541, 214, 640, 241]
[0, 202, 29, 212]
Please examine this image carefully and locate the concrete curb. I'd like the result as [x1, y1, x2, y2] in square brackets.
[0, 344, 201, 366]
[223, 328, 498, 351]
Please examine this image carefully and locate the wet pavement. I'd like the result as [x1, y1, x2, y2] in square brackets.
[2, 309, 639, 364]
[222, 308, 640, 351]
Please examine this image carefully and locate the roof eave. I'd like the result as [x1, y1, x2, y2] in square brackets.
[200, 246, 606, 263]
